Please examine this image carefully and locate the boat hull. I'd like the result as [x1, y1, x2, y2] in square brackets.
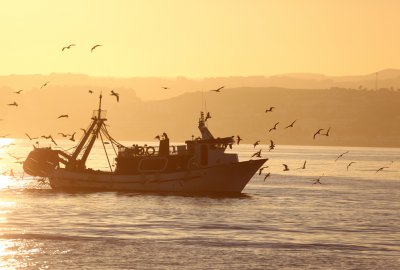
[48, 159, 267, 194]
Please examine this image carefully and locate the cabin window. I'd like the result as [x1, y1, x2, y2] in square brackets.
[201, 144, 208, 166]
[139, 158, 167, 172]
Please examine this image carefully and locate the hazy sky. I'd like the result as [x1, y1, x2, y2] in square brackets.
[1, 0, 399, 77]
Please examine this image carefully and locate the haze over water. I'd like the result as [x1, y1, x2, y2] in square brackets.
[0, 140, 399, 269]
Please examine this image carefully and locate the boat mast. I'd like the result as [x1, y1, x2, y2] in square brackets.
[69, 94, 107, 169]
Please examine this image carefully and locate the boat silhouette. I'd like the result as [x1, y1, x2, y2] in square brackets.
[23, 95, 267, 194]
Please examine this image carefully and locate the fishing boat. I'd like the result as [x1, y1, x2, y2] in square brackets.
[23, 95, 267, 194]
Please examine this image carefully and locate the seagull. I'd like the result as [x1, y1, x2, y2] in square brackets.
[263, 173, 271, 181]
[40, 81, 50, 89]
[282, 164, 290, 171]
[58, 132, 70, 137]
[205, 112, 212, 121]
[268, 140, 275, 151]
[7, 102, 18, 106]
[253, 140, 260, 148]
[323, 127, 331, 136]
[285, 120, 297, 129]
[265, 106, 275, 113]
[57, 114, 69, 119]
[25, 133, 38, 140]
[62, 44, 75, 51]
[161, 86, 170, 90]
[335, 151, 349, 162]
[88, 90, 93, 94]
[258, 165, 269, 175]
[210, 86, 224, 92]
[91, 44, 102, 52]
[376, 166, 389, 173]
[236, 135, 242, 145]
[154, 135, 161, 140]
[80, 128, 87, 136]
[313, 128, 324, 140]
[69, 132, 76, 142]
[269, 122, 279, 132]
[312, 177, 323, 185]
[13, 90, 23, 94]
[347, 162, 356, 171]
[297, 160, 307, 170]
[252, 149, 262, 158]
[110, 90, 119, 102]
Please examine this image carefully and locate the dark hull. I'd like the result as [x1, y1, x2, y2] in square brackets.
[49, 159, 267, 194]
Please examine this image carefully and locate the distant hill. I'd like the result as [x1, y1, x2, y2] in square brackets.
[1, 69, 400, 101]
[1, 85, 399, 147]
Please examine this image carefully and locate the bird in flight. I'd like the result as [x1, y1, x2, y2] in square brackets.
[282, 164, 290, 171]
[258, 165, 269, 175]
[161, 87, 170, 90]
[335, 151, 349, 162]
[40, 81, 50, 89]
[236, 135, 242, 145]
[268, 140, 275, 151]
[13, 90, 23, 94]
[297, 160, 307, 170]
[311, 175, 323, 185]
[110, 90, 119, 102]
[91, 44, 102, 52]
[375, 166, 389, 173]
[347, 162, 356, 171]
[7, 102, 18, 106]
[252, 149, 262, 158]
[263, 173, 271, 181]
[313, 128, 324, 140]
[58, 132, 70, 137]
[269, 122, 279, 132]
[25, 133, 38, 140]
[210, 86, 224, 92]
[57, 114, 69, 119]
[253, 140, 260, 148]
[88, 90, 93, 94]
[62, 44, 75, 51]
[69, 132, 76, 142]
[265, 106, 275, 113]
[285, 120, 297, 129]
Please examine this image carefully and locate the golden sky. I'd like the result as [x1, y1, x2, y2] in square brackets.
[1, 0, 399, 77]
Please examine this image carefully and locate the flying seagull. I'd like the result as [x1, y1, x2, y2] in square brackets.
[161, 86, 170, 90]
[376, 166, 389, 173]
[312, 175, 323, 185]
[347, 161, 356, 171]
[253, 140, 260, 148]
[269, 122, 279, 132]
[25, 133, 38, 140]
[236, 135, 242, 145]
[323, 127, 331, 136]
[40, 81, 50, 89]
[69, 132, 76, 142]
[258, 166, 269, 175]
[252, 149, 262, 158]
[313, 128, 324, 140]
[210, 86, 224, 92]
[57, 114, 69, 119]
[62, 44, 75, 51]
[265, 106, 275, 113]
[91, 44, 102, 52]
[7, 102, 18, 106]
[263, 173, 271, 181]
[13, 90, 23, 94]
[285, 120, 297, 129]
[110, 90, 119, 102]
[268, 140, 275, 151]
[282, 164, 290, 171]
[297, 160, 307, 170]
[335, 151, 349, 162]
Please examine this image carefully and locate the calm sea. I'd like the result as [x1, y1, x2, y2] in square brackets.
[0, 139, 399, 269]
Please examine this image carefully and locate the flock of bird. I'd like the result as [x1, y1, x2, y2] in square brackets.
[208, 87, 395, 184]
[0, 44, 397, 185]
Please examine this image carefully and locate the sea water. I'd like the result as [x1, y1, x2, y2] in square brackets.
[0, 139, 399, 269]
